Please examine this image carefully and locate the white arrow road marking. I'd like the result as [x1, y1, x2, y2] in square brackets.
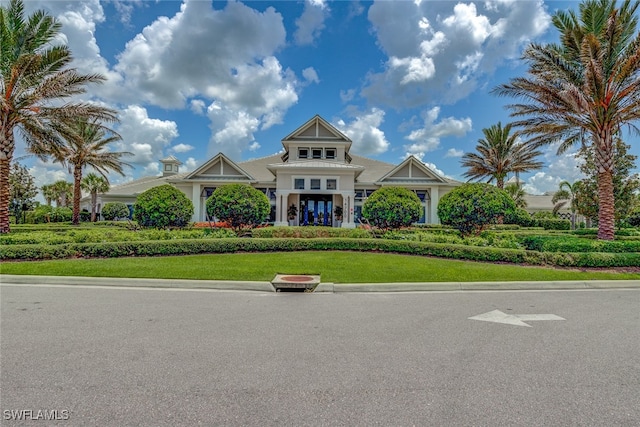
[469, 309, 565, 327]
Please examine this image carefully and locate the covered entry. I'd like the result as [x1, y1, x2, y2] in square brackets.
[299, 195, 333, 226]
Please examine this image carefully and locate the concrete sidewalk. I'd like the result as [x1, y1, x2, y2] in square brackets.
[2, 274, 639, 293]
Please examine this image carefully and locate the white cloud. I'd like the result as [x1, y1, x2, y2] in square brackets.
[402, 107, 472, 156]
[171, 143, 194, 153]
[335, 109, 390, 156]
[522, 145, 584, 195]
[340, 89, 356, 103]
[445, 148, 464, 158]
[190, 100, 206, 115]
[294, 0, 329, 45]
[302, 67, 320, 84]
[207, 107, 260, 160]
[183, 157, 198, 173]
[115, 105, 179, 167]
[363, 0, 550, 107]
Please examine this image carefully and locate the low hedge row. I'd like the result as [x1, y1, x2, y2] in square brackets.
[2, 238, 639, 268]
[521, 235, 640, 253]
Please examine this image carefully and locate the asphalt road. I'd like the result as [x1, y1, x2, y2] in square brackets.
[1, 284, 639, 426]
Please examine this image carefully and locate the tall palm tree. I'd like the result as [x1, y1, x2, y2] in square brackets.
[461, 122, 543, 189]
[552, 181, 580, 229]
[81, 173, 110, 222]
[494, 0, 640, 240]
[50, 119, 130, 225]
[0, 0, 117, 233]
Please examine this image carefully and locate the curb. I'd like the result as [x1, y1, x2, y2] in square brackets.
[0, 275, 276, 293]
[2, 275, 639, 293]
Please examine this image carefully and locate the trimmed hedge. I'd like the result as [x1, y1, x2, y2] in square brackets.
[252, 226, 370, 239]
[520, 235, 640, 253]
[2, 238, 639, 268]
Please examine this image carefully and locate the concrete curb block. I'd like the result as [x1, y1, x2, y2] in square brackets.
[0, 275, 276, 293]
[1, 275, 638, 293]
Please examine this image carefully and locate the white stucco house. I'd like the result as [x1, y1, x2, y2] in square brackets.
[83, 115, 562, 225]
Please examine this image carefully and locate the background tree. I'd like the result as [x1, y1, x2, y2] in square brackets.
[505, 182, 528, 208]
[437, 183, 516, 236]
[46, 118, 129, 225]
[50, 180, 73, 207]
[552, 181, 580, 229]
[81, 173, 109, 222]
[40, 183, 56, 206]
[0, 0, 117, 233]
[133, 184, 194, 228]
[495, 0, 640, 239]
[575, 139, 639, 227]
[206, 184, 270, 232]
[461, 122, 543, 189]
[8, 162, 37, 223]
[101, 202, 130, 221]
[362, 186, 422, 230]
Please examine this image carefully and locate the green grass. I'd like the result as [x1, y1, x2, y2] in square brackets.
[1, 251, 638, 282]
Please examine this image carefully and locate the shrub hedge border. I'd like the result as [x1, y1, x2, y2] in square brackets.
[2, 238, 639, 268]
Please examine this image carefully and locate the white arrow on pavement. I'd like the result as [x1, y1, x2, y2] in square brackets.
[468, 309, 565, 327]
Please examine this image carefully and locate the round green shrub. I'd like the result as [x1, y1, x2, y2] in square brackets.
[133, 184, 194, 228]
[101, 202, 130, 221]
[206, 184, 270, 231]
[362, 187, 423, 230]
[26, 205, 72, 223]
[505, 207, 535, 227]
[437, 183, 516, 236]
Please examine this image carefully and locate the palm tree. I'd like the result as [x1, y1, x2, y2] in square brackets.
[0, 0, 117, 233]
[40, 183, 57, 206]
[505, 182, 528, 208]
[552, 181, 580, 229]
[50, 180, 72, 207]
[494, 0, 640, 240]
[461, 122, 543, 189]
[81, 173, 110, 222]
[50, 119, 130, 225]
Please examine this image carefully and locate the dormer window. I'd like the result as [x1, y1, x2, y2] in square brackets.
[312, 148, 322, 159]
[325, 148, 336, 159]
[298, 148, 309, 159]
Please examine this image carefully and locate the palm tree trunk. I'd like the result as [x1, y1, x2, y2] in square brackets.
[0, 157, 11, 233]
[72, 165, 82, 225]
[0, 129, 15, 234]
[90, 192, 97, 222]
[597, 170, 615, 240]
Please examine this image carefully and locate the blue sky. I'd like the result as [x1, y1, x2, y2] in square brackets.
[13, 0, 640, 195]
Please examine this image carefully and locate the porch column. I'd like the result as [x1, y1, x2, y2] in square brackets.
[429, 186, 440, 224]
[342, 192, 356, 228]
[275, 191, 289, 226]
[191, 185, 201, 222]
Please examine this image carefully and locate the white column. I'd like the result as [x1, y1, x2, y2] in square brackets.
[429, 186, 439, 224]
[191, 185, 201, 222]
[275, 191, 289, 226]
[342, 192, 356, 228]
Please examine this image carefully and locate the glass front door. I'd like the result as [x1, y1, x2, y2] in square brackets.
[300, 195, 333, 226]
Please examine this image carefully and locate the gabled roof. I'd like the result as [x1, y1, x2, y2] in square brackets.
[282, 115, 351, 146]
[185, 152, 255, 181]
[376, 156, 449, 184]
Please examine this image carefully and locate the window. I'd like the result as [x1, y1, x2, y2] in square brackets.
[326, 179, 337, 190]
[294, 179, 305, 190]
[325, 148, 336, 159]
[310, 179, 321, 190]
[165, 164, 172, 171]
[298, 148, 308, 159]
[312, 148, 322, 159]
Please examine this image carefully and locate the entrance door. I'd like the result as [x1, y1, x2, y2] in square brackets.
[300, 195, 333, 226]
